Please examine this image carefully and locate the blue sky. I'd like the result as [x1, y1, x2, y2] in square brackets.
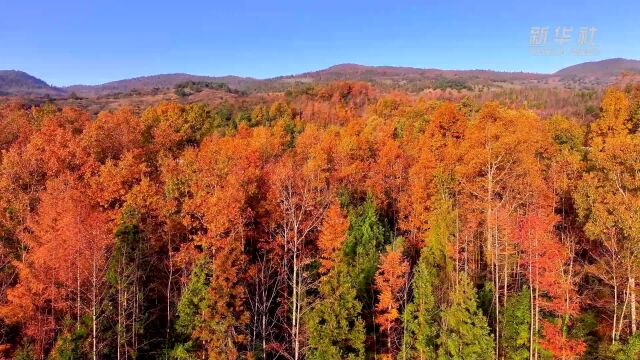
[1, 0, 638, 86]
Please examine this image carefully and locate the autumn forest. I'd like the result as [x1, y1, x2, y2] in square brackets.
[1, 81, 640, 360]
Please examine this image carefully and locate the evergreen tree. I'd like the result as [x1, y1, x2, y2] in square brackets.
[306, 265, 366, 360]
[171, 255, 212, 359]
[14, 344, 35, 360]
[401, 178, 456, 360]
[400, 249, 438, 360]
[52, 318, 89, 360]
[342, 198, 386, 302]
[341, 198, 387, 355]
[502, 288, 531, 360]
[437, 275, 494, 360]
[423, 185, 456, 275]
[610, 333, 640, 360]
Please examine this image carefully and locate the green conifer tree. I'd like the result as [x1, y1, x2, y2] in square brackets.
[400, 249, 438, 360]
[171, 255, 212, 359]
[342, 198, 386, 302]
[306, 265, 366, 360]
[437, 274, 494, 360]
[502, 288, 531, 360]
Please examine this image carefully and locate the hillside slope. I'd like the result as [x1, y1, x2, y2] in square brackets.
[66, 73, 260, 97]
[3, 58, 640, 98]
[554, 58, 640, 78]
[0, 70, 66, 96]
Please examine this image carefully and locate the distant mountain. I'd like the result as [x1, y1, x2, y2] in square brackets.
[554, 58, 640, 78]
[57, 58, 640, 96]
[0, 70, 66, 96]
[60, 64, 554, 97]
[280, 63, 546, 83]
[3, 58, 640, 98]
[66, 73, 260, 97]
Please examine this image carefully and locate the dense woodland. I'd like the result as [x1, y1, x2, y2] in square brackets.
[1, 81, 640, 359]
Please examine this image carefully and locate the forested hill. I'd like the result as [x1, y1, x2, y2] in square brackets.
[554, 57, 640, 77]
[2, 58, 640, 97]
[65, 73, 261, 97]
[1, 80, 640, 359]
[0, 70, 66, 96]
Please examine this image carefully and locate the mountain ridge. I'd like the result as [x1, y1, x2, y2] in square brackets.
[0, 70, 66, 96]
[2, 58, 640, 97]
[65, 73, 260, 97]
[553, 57, 640, 77]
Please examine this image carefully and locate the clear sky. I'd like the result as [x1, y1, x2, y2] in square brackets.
[1, 0, 638, 86]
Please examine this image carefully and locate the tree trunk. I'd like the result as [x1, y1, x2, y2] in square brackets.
[631, 275, 637, 335]
[167, 237, 173, 344]
[529, 244, 534, 360]
[117, 254, 122, 360]
[494, 212, 500, 360]
[77, 260, 81, 330]
[292, 240, 299, 360]
[613, 268, 618, 344]
[92, 251, 97, 360]
[486, 160, 499, 360]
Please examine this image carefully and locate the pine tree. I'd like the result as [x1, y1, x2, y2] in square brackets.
[610, 332, 640, 360]
[401, 179, 456, 360]
[437, 274, 494, 360]
[171, 255, 212, 359]
[342, 198, 386, 301]
[401, 249, 438, 360]
[502, 288, 531, 360]
[306, 265, 365, 360]
[341, 198, 387, 356]
[52, 318, 89, 360]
